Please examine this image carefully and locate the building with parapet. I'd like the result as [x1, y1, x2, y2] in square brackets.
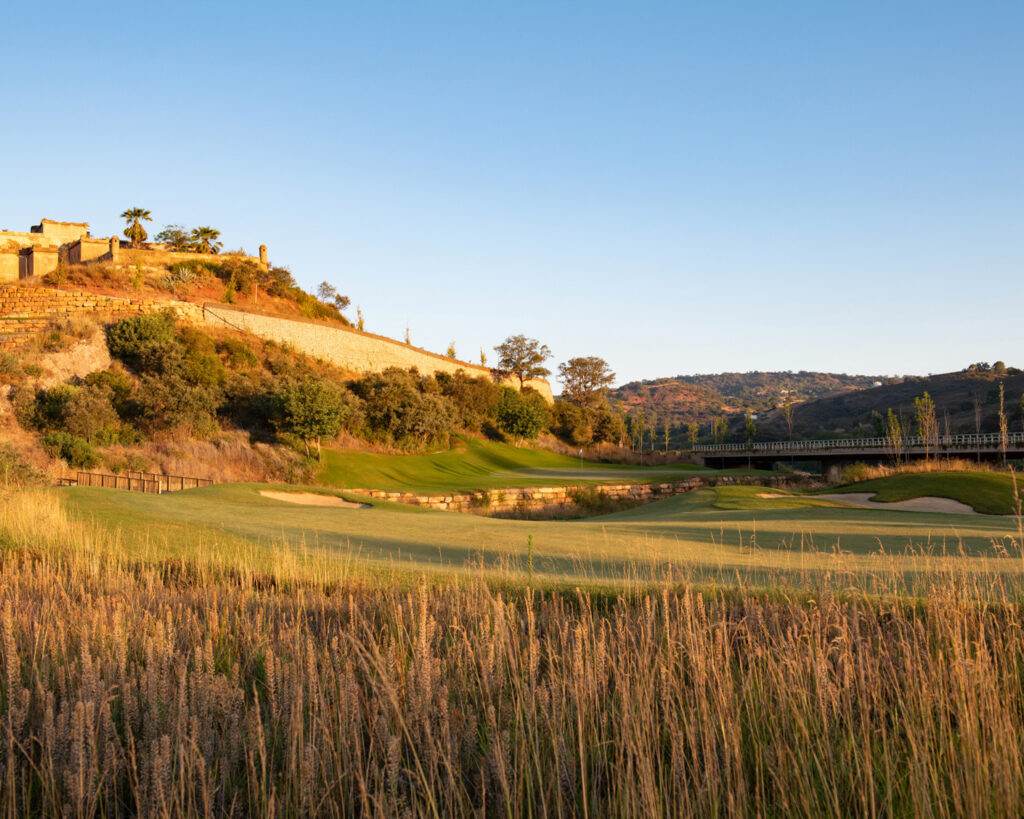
[0, 218, 267, 284]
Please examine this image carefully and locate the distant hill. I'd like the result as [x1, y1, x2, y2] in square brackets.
[610, 371, 890, 428]
[609, 366, 1024, 444]
[754, 366, 1024, 441]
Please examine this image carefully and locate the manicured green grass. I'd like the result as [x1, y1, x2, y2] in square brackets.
[826, 471, 1023, 515]
[58, 482, 1024, 593]
[317, 436, 727, 493]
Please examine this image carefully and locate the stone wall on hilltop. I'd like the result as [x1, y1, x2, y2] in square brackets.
[203, 303, 554, 401]
[0, 286, 554, 400]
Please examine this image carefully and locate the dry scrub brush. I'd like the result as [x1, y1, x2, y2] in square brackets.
[2, 495, 1024, 816]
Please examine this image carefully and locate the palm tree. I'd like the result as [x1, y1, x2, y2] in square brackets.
[190, 226, 222, 255]
[120, 208, 152, 248]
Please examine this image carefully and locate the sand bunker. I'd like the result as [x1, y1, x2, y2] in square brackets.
[814, 493, 978, 515]
[259, 491, 370, 509]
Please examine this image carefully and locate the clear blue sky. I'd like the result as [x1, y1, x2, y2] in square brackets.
[3, 1, 1021, 386]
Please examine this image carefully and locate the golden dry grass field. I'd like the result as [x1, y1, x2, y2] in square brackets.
[1, 472, 1024, 816]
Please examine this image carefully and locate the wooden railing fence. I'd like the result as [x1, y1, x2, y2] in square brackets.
[57, 471, 213, 494]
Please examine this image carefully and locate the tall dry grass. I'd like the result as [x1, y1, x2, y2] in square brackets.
[841, 458, 999, 483]
[2, 492, 1024, 816]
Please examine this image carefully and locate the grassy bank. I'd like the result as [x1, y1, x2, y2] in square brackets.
[2, 489, 1024, 815]
[826, 470, 1022, 515]
[316, 437, 723, 494]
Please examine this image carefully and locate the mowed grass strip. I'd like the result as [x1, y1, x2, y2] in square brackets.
[825, 471, 1023, 515]
[58, 483, 1024, 592]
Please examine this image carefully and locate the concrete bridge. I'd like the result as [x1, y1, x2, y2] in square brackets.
[691, 432, 1024, 478]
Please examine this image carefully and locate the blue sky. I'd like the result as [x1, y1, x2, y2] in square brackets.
[2, 1, 1021, 385]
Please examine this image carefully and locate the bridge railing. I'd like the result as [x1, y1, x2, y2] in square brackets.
[692, 432, 1024, 454]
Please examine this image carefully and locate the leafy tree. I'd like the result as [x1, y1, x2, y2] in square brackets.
[552, 400, 592, 446]
[120, 207, 152, 247]
[496, 387, 546, 443]
[317, 281, 351, 312]
[155, 225, 192, 251]
[436, 371, 501, 423]
[479, 349, 487, 366]
[446, 342, 457, 360]
[744, 413, 756, 446]
[592, 403, 626, 445]
[885, 408, 904, 464]
[633, 409, 645, 453]
[190, 226, 223, 254]
[781, 395, 795, 440]
[914, 392, 938, 460]
[277, 377, 348, 458]
[999, 383, 1008, 464]
[263, 265, 296, 298]
[494, 335, 552, 389]
[558, 356, 615, 409]
[712, 415, 728, 444]
[687, 422, 699, 449]
[63, 385, 121, 443]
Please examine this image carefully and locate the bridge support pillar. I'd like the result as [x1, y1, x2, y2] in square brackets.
[824, 462, 844, 484]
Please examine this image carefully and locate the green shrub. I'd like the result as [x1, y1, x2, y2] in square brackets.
[353, 369, 457, 446]
[135, 374, 223, 436]
[62, 385, 121, 443]
[275, 376, 353, 457]
[218, 338, 259, 369]
[496, 387, 547, 442]
[0, 446, 46, 487]
[42, 432, 99, 469]
[32, 384, 76, 430]
[84, 368, 135, 417]
[551, 399, 592, 446]
[106, 311, 177, 368]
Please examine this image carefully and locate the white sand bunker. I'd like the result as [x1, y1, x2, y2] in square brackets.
[259, 490, 370, 509]
[815, 493, 978, 515]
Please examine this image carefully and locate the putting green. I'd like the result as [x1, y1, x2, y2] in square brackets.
[316, 437, 763, 494]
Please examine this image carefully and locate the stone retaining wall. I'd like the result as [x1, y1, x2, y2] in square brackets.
[350, 474, 789, 515]
[0, 286, 203, 350]
[0, 286, 554, 400]
[203, 302, 554, 400]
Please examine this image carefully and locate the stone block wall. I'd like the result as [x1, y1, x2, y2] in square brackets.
[0, 285, 553, 400]
[203, 303, 554, 400]
[351, 474, 789, 515]
[0, 286, 203, 350]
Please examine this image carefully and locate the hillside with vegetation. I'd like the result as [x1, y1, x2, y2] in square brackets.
[753, 363, 1024, 441]
[608, 370, 889, 446]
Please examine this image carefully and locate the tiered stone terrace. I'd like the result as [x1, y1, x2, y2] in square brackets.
[0, 286, 202, 350]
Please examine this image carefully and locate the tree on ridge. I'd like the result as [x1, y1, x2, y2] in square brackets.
[190, 226, 223, 255]
[494, 335, 552, 389]
[120, 207, 152, 248]
[558, 356, 615, 410]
